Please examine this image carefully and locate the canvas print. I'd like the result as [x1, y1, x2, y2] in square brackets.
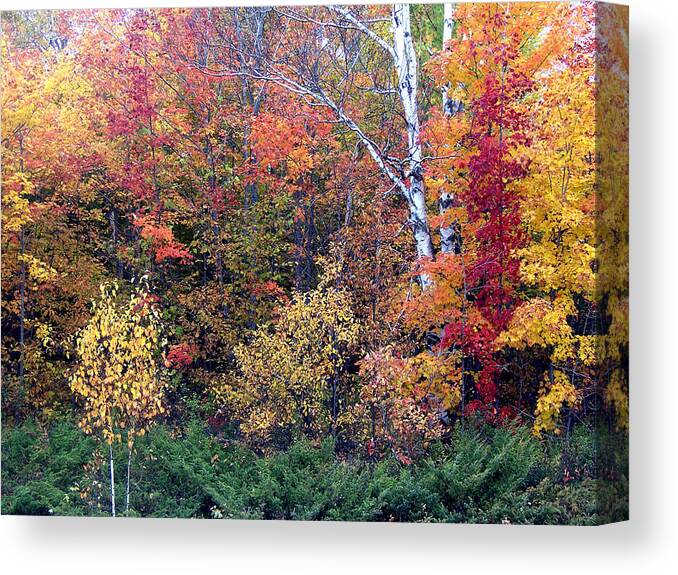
[1, 2, 628, 524]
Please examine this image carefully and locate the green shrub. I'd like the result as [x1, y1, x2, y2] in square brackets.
[421, 424, 543, 518]
[128, 422, 259, 519]
[369, 461, 447, 522]
[2, 417, 627, 523]
[2, 419, 95, 516]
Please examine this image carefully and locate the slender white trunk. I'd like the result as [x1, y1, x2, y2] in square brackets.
[125, 446, 132, 515]
[440, 3, 460, 255]
[254, 6, 434, 286]
[109, 443, 116, 517]
[392, 4, 433, 285]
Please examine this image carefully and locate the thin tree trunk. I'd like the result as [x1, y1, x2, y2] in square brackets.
[109, 207, 117, 247]
[109, 206, 123, 278]
[305, 194, 317, 289]
[344, 187, 353, 227]
[204, 132, 226, 290]
[331, 374, 338, 441]
[293, 188, 304, 291]
[440, 3, 462, 255]
[233, 6, 266, 210]
[243, 131, 259, 209]
[392, 4, 434, 286]
[209, 206, 225, 287]
[125, 445, 132, 515]
[460, 237, 468, 427]
[109, 443, 116, 517]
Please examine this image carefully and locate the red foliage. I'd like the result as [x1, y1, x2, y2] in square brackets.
[136, 216, 192, 264]
[165, 342, 197, 370]
[438, 9, 534, 410]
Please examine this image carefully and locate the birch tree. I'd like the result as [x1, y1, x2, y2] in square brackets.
[70, 281, 167, 516]
[439, 3, 462, 255]
[208, 4, 435, 286]
[391, 4, 434, 272]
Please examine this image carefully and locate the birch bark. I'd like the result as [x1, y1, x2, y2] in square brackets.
[441, 3, 455, 115]
[440, 3, 461, 255]
[125, 446, 132, 515]
[392, 4, 433, 284]
[109, 444, 116, 517]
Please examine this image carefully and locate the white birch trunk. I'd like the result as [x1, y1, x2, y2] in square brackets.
[440, 3, 459, 255]
[109, 443, 116, 517]
[125, 446, 132, 515]
[392, 4, 434, 285]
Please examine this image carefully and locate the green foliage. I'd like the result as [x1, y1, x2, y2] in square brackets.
[1, 418, 95, 515]
[423, 424, 544, 514]
[2, 418, 626, 524]
[248, 439, 376, 521]
[126, 422, 260, 519]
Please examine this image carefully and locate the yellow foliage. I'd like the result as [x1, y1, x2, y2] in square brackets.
[69, 281, 167, 447]
[339, 346, 461, 458]
[1, 173, 33, 232]
[18, 253, 59, 284]
[499, 296, 575, 363]
[533, 371, 579, 437]
[214, 284, 360, 447]
[605, 370, 629, 431]
[403, 350, 462, 412]
[35, 322, 53, 348]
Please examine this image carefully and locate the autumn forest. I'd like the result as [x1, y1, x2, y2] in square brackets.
[1, 2, 628, 523]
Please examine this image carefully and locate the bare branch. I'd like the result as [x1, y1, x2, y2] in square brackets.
[326, 5, 396, 62]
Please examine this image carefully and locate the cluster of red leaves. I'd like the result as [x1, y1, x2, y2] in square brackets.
[465, 400, 518, 425]
[165, 341, 198, 370]
[130, 292, 161, 317]
[464, 72, 532, 330]
[136, 216, 192, 264]
[248, 280, 287, 301]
